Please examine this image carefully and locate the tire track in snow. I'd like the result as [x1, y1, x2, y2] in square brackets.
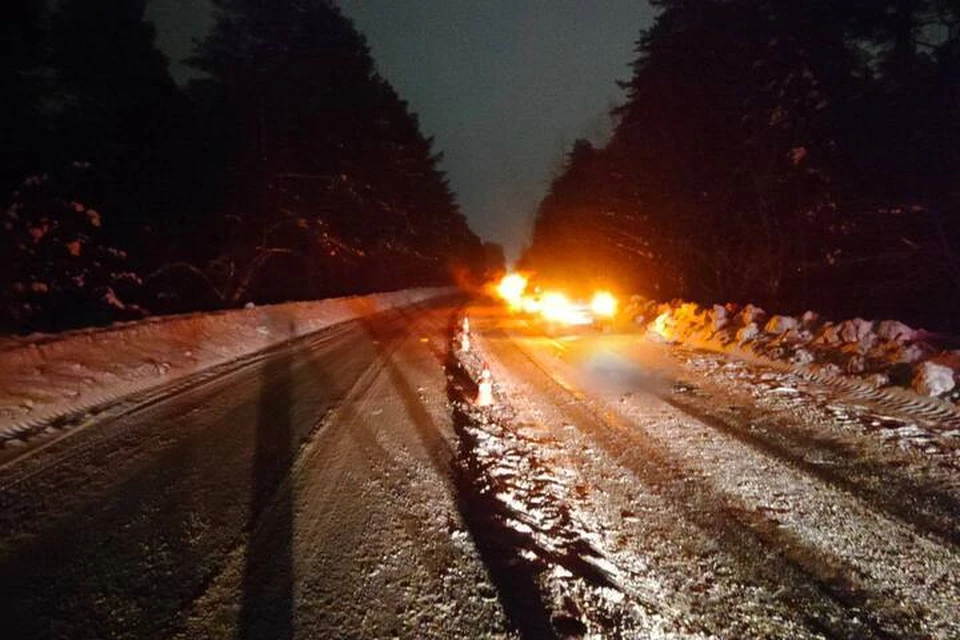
[477, 329, 861, 638]
[499, 332, 960, 639]
[178, 305, 507, 638]
[447, 316, 694, 638]
[667, 353, 960, 548]
[487, 328, 948, 639]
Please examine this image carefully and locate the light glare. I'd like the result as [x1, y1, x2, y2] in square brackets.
[496, 273, 528, 308]
[591, 291, 618, 317]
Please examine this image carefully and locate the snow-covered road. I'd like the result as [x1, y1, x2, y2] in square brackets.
[0, 300, 509, 638]
[454, 306, 960, 638]
[1, 301, 958, 638]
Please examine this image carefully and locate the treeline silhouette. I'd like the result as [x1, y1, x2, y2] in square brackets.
[523, 0, 960, 330]
[1, 0, 485, 333]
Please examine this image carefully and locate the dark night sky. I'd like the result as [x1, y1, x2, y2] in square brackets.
[147, 0, 655, 261]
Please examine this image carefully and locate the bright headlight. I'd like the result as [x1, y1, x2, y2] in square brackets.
[591, 291, 618, 317]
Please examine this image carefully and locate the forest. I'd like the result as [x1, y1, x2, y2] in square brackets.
[1, 0, 487, 334]
[523, 0, 960, 331]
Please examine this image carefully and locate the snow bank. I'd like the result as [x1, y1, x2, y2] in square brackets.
[0, 287, 455, 442]
[912, 362, 956, 397]
[627, 295, 957, 401]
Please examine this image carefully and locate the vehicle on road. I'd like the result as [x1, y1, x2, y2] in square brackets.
[493, 272, 619, 332]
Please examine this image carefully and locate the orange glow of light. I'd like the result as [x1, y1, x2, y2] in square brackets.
[590, 291, 618, 318]
[496, 272, 528, 309]
[520, 296, 542, 314]
[539, 291, 584, 325]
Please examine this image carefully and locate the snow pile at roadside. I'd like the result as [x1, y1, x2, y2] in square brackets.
[0, 287, 454, 443]
[626, 296, 959, 401]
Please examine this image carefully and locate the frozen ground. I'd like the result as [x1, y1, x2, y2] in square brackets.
[0, 299, 957, 638]
[448, 307, 960, 638]
[0, 300, 512, 638]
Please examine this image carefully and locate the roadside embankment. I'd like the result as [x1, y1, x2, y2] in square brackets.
[0, 287, 455, 444]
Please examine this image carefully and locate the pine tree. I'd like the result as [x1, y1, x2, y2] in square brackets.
[49, 0, 182, 266]
[187, 0, 481, 303]
[0, 0, 49, 192]
[51, 0, 177, 168]
[525, 0, 960, 327]
[1, 166, 144, 332]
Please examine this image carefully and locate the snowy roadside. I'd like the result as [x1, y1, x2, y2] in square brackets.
[629, 297, 960, 402]
[0, 287, 455, 445]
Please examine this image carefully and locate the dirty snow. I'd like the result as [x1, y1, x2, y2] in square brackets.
[629, 296, 956, 401]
